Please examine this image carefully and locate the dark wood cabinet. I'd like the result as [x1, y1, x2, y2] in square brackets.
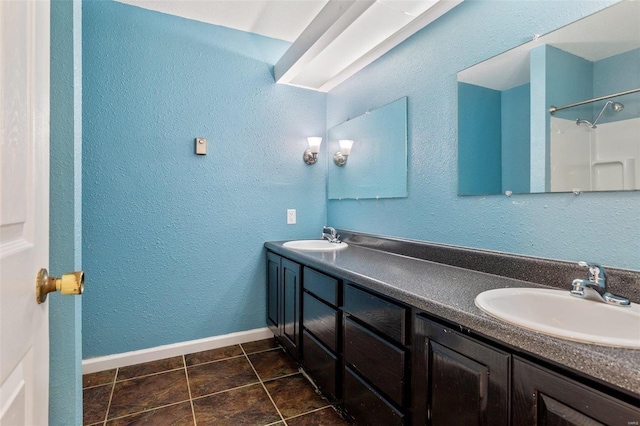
[413, 314, 510, 426]
[301, 267, 341, 403]
[345, 283, 408, 345]
[303, 330, 339, 400]
[513, 357, 640, 426]
[266, 251, 640, 426]
[345, 366, 405, 426]
[343, 283, 410, 424]
[344, 317, 406, 407]
[303, 292, 339, 353]
[266, 252, 302, 359]
[266, 252, 280, 336]
[281, 258, 302, 357]
[304, 266, 339, 306]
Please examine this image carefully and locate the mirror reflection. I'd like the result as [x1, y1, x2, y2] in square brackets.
[457, 0, 640, 195]
[327, 97, 408, 200]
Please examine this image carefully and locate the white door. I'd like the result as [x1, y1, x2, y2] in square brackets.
[0, 1, 51, 425]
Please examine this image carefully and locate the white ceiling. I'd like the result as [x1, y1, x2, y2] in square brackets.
[115, 0, 329, 42]
[275, 0, 461, 92]
[457, 0, 640, 91]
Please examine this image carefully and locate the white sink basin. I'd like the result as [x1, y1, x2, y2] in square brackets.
[475, 288, 640, 348]
[282, 240, 348, 252]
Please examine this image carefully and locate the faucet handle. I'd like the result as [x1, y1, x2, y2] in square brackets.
[321, 226, 340, 243]
[577, 261, 606, 284]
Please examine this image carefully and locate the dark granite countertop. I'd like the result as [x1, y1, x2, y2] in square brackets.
[264, 240, 640, 398]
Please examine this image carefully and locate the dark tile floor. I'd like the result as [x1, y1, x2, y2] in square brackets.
[83, 338, 348, 426]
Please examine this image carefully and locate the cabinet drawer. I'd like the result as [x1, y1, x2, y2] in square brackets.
[304, 267, 339, 306]
[344, 317, 405, 406]
[344, 366, 404, 426]
[302, 330, 338, 401]
[303, 292, 339, 353]
[345, 284, 408, 344]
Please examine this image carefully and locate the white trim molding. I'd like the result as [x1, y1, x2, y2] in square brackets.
[275, 0, 463, 92]
[82, 327, 274, 374]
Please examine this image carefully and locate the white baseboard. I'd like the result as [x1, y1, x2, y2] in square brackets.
[82, 327, 274, 374]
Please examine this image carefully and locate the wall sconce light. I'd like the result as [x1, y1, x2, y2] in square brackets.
[303, 137, 323, 165]
[333, 139, 353, 166]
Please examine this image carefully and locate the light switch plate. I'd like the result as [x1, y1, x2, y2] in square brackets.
[195, 138, 207, 155]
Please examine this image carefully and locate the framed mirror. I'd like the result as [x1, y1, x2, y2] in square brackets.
[457, 0, 640, 195]
[327, 97, 408, 200]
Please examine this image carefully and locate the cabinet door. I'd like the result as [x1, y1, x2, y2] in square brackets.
[266, 252, 281, 336]
[513, 357, 640, 426]
[413, 314, 510, 426]
[281, 258, 302, 358]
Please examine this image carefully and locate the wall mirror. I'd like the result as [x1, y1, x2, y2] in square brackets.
[327, 97, 408, 200]
[457, 0, 640, 196]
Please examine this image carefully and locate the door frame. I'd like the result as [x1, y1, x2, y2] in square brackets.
[49, 0, 83, 424]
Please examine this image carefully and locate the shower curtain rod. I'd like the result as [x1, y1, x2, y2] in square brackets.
[549, 87, 640, 115]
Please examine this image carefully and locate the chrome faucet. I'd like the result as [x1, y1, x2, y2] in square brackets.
[570, 261, 630, 306]
[321, 226, 341, 244]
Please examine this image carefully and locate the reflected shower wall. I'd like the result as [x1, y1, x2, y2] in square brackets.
[550, 116, 640, 191]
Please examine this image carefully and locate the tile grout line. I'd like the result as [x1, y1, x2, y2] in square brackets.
[185, 346, 280, 369]
[241, 345, 288, 426]
[185, 352, 246, 368]
[102, 399, 193, 423]
[113, 365, 186, 384]
[83, 381, 119, 391]
[243, 346, 281, 356]
[190, 381, 261, 402]
[260, 371, 301, 384]
[183, 355, 198, 426]
[283, 404, 332, 422]
[102, 368, 118, 426]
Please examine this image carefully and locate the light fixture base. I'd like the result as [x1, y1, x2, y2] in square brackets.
[303, 149, 318, 165]
[333, 152, 347, 166]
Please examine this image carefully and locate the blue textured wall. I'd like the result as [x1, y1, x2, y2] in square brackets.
[82, 1, 326, 357]
[50, 0, 82, 423]
[458, 83, 502, 195]
[327, 0, 640, 270]
[529, 44, 548, 192]
[544, 45, 594, 121]
[531, 45, 593, 191]
[501, 84, 530, 194]
[327, 97, 407, 199]
[593, 48, 640, 123]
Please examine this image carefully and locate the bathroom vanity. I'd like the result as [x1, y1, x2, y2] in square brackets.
[265, 232, 640, 425]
